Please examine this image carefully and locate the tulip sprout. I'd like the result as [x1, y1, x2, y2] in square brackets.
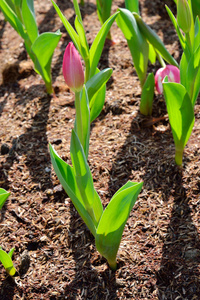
[0, 0, 61, 94]
[0, 189, 16, 276]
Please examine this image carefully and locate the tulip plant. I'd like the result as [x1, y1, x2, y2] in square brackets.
[117, 1, 200, 165]
[50, 42, 143, 270]
[51, 0, 118, 122]
[0, 189, 16, 276]
[116, 8, 179, 116]
[0, 0, 61, 94]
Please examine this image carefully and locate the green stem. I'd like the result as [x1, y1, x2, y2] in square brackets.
[156, 50, 166, 68]
[75, 91, 84, 146]
[45, 81, 53, 94]
[73, 0, 83, 23]
[107, 257, 117, 271]
[175, 147, 184, 166]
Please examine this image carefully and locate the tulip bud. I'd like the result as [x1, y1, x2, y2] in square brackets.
[177, 0, 192, 33]
[62, 42, 84, 92]
[155, 65, 180, 94]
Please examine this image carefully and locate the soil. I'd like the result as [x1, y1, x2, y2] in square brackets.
[0, 0, 200, 299]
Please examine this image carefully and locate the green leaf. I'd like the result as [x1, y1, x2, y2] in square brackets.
[89, 11, 119, 78]
[0, 188, 10, 210]
[125, 0, 139, 14]
[148, 43, 156, 64]
[96, 0, 113, 24]
[96, 181, 143, 270]
[165, 5, 186, 52]
[0, 0, 27, 39]
[70, 130, 103, 226]
[117, 8, 149, 87]
[74, 16, 89, 60]
[8, 248, 15, 258]
[194, 16, 200, 52]
[0, 249, 16, 276]
[21, 0, 38, 43]
[180, 52, 188, 87]
[85, 68, 113, 122]
[184, 43, 200, 105]
[140, 72, 155, 116]
[75, 86, 90, 158]
[133, 12, 179, 67]
[49, 144, 97, 236]
[31, 31, 61, 93]
[51, 0, 81, 54]
[163, 81, 195, 165]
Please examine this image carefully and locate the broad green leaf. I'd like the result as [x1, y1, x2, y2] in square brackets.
[70, 130, 102, 226]
[133, 12, 179, 67]
[125, 0, 139, 14]
[148, 43, 156, 64]
[140, 72, 155, 116]
[51, 0, 81, 55]
[89, 11, 119, 78]
[96, 181, 143, 270]
[0, 0, 27, 39]
[74, 16, 89, 60]
[0, 249, 16, 276]
[185, 43, 200, 105]
[0, 188, 10, 210]
[117, 8, 149, 87]
[191, 0, 200, 19]
[21, 0, 38, 44]
[85, 68, 112, 122]
[96, 0, 113, 24]
[31, 31, 61, 93]
[74, 86, 90, 158]
[49, 144, 97, 236]
[163, 82, 195, 165]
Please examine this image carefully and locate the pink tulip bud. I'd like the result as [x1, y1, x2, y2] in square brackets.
[155, 65, 180, 94]
[62, 42, 84, 92]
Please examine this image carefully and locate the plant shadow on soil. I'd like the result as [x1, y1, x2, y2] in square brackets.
[107, 110, 200, 298]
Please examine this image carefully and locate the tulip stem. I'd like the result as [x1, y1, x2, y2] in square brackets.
[175, 147, 183, 166]
[156, 51, 166, 68]
[75, 91, 84, 147]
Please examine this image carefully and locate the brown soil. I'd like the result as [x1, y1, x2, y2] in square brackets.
[0, 0, 200, 299]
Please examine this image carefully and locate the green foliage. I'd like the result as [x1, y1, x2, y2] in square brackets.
[117, 8, 149, 87]
[125, 0, 139, 14]
[140, 72, 155, 116]
[0, 247, 16, 276]
[0, 189, 16, 276]
[0, 0, 61, 93]
[163, 80, 195, 165]
[96, 181, 143, 270]
[0, 188, 10, 209]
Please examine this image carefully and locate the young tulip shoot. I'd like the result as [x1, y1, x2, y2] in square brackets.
[155, 65, 180, 94]
[63, 42, 84, 93]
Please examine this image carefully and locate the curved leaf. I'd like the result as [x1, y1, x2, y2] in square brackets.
[96, 181, 143, 270]
[89, 11, 119, 78]
[0, 188, 10, 210]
